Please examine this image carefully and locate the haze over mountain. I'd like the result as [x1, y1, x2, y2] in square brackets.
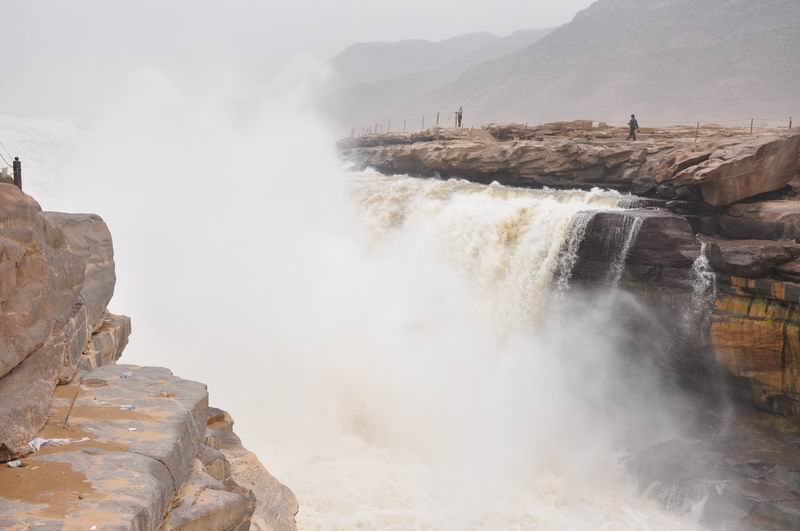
[324, 0, 800, 131]
[323, 29, 553, 130]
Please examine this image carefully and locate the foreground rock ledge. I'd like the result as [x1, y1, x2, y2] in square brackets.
[0, 364, 298, 530]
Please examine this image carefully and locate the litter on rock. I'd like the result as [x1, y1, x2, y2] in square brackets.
[128, 427, 137, 431]
[118, 404, 136, 411]
[27, 437, 90, 452]
[120, 371, 134, 379]
[6, 459, 24, 468]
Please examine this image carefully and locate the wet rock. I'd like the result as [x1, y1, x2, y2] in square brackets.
[572, 209, 700, 289]
[719, 199, 800, 241]
[711, 292, 800, 414]
[631, 425, 800, 531]
[704, 238, 800, 277]
[776, 259, 800, 283]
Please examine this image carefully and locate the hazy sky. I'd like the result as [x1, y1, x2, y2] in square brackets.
[1, 0, 595, 118]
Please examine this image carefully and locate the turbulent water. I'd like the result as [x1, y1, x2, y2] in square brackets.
[5, 109, 700, 530]
[260, 170, 699, 530]
[351, 172, 624, 331]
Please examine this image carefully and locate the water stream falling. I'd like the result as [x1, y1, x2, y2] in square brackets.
[351, 171, 627, 330]
[252, 170, 701, 530]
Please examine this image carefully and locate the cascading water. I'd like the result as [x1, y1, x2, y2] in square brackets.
[251, 169, 700, 530]
[351, 171, 625, 329]
[605, 214, 646, 288]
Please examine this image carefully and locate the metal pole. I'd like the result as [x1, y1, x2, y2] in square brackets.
[436, 112, 439, 126]
[403, 119, 406, 133]
[524, 123, 528, 141]
[790, 117, 793, 129]
[469, 126, 473, 141]
[695, 121, 700, 144]
[750, 118, 754, 135]
[12, 157, 21, 189]
[421, 116, 425, 132]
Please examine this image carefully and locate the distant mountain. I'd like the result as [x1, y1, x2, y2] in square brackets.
[322, 29, 553, 129]
[325, 0, 800, 130]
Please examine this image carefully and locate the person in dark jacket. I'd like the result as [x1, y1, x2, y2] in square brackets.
[456, 106, 463, 128]
[628, 114, 640, 141]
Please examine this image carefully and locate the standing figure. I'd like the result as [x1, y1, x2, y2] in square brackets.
[456, 106, 463, 128]
[628, 114, 640, 141]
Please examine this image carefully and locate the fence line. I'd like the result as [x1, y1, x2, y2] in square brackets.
[348, 113, 796, 139]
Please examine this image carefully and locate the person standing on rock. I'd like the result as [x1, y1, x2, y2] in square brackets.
[628, 114, 640, 141]
[456, 106, 463, 128]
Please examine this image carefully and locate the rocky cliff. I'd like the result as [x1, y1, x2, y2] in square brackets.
[342, 123, 800, 528]
[342, 123, 800, 420]
[0, 183, 297, 529]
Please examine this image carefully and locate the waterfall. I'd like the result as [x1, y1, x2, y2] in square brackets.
[605, 214, 645, 288]
[351, 171, 624, 329]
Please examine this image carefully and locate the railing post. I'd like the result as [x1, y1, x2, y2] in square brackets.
[403, 119, 406, 133]
[750, 118, 754, 135]
[12, 157, 21, 189]
[790, 116, 793, 129]
[695, 121, 700, 144]
[436, 112, 439, 126]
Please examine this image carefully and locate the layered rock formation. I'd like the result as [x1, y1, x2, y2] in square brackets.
[0, 183, 125, 461]
[0, 184, 296, 529]
[341, 123, 800, 420]
[343, 125, 800, 205]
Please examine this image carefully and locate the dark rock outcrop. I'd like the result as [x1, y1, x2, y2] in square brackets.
[705, 238, 800, 277]
[719, 199, 800, 241]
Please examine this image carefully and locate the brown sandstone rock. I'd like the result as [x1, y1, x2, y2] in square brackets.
[704, 238, 800, 278]
[711, 293, 800, 415]
[718, 199, 800, 241]
[674, 132, 800, 206]
[44, 212, 116, 330]
[0, 184, 84, 380]
[0, 184, 127, 460]
[207, 407, 298, 531]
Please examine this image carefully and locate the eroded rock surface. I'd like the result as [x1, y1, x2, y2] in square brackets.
[0, 184, 127, 461]
[342, 125, 800, 206]
[0, 365, 292, 530]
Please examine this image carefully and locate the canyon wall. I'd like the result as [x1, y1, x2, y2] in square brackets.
[0, 182, 296, 529]
[343, 124, 800, 419]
